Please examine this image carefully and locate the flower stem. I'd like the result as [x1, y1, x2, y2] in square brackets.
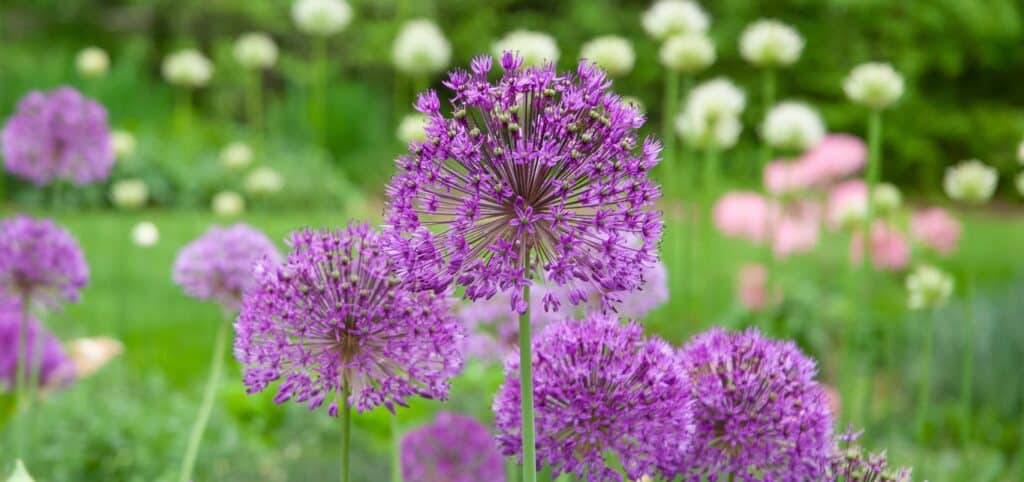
[13, 295, 31, 458]
[391, 415, 401, 482]
[247, 70, 264, 141]
[311, 36, 328, 148]
[960, 269, 975, 442]
[177, 318, 229, 482]
[662, 69, 680, 192]
[341, 384, 352, 482]
[519, 277, 537, 482]
[863, 110, 883, 269]
[759, 68, 777, 328]
[916, 308, 935, 441]
[759, 68, 776, 171]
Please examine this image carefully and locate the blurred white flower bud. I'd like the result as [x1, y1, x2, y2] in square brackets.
[76, 46, 110, 78]
[392, 19, 452, 76]
[872, 182, 902, 215]
[396, 113, 429, 144]
[641, 0, 709, 40]
[109, 178, 149, 210]
[292, 0, 352, 37]
[212, 191, 246, 217]
[131, 221, 160, 247]
[659, 33, 715, 73]
[245, 167, 285, 196]
[906, 265, 954, 310]
[844, 62, 904, 110]
[162, 49, 213, 88]
[111, 130, 136, 160]
[579, 35, 635, 77]
[220, 142, 254, 171]
[234, 32, 278, 69]
[761, 101, 824, 152]
[944, 159, 998, 204]
[739, 19, 804, 68]
[493, 30, 560, 67]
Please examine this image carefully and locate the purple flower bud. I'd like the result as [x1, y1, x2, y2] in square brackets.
[401, 412, 505, 482]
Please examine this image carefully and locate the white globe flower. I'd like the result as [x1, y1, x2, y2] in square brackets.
[244, 167, 285, 196]
[392, 19, 452, 76]
[162, 49, 213, 88]
[220, 142, 254, 171]
[292, 0, 352, 37]
[109, 178, 149, 210]
[579, 35, 635, 77]
[739, 19, 804, 67]
[944, 159, 998, 204]
[212, 191, 246, 217]
[906, 265, 954, 310]
[76, 46, 110, 78]
[684, 77, 746, 120]
[676, 78, 745, 150]
[641, 0, 710, 40]
[675, 110, 741, 150]
[761, 101, 825, 152]
[872, 182, 902, 215]
[1017, 139, 1024, 165]
[1016, 171, 1024, 197]
[493, 30, 560, 67]
[111, 130, 136, 160]
[396, 113, 429, 144]
[234, 32, 278, 69]
[835, 197, 867, 230]
[131, 221, 160, 247]
[659, 33, 715, 73]
[844, 62, 904, 110]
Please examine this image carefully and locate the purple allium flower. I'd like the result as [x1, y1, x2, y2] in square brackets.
[401, 411, 506, 482]
[678, 328, 833, 480]
[828, 428, 912, 482]
[0, 297, 75, 392]
[453, 285, 557, 363]
[1, 87, 114, 186]
[0, 215, 89, 308]
[493, 314, 693, 480]
[234, 223, 466, 415]
[173, 223, 282, 312]
[383, 52, 663, 314]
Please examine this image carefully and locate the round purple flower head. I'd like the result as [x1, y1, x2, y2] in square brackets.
[384, 52, 663, 314]
[234, 223, 466, 415]
[494, 314, 693, 481]
[0, 297, 76, 392]
[0, 215, 89, 308]
[828, 429, 912, 482]
[1, 86, 114, 186]
[678, 328, 833, 480]
[544, 259, 669, 320]
[173, 223, 282, 312]
[401, 411, 506, 482]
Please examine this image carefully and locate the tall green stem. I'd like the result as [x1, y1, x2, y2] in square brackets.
[341, 384, 351, 482]
[758, 68, 777, 172]
[178, 318, 229, 482]
[960, 269, 975, 442]
[863, 110, 883, 269]
[662, 69, 680, 193]
[311, 36, 328, 147]
[519, 269, 537, 482]
[391, 415, 402, 482]
[176, 88, 193, 135]
[702, 145, 720, 198]
[759, 69, 778, 328]
[247, 70, 264, 140]
[13, 295, 31, 458]
[916, 308, 935, 441]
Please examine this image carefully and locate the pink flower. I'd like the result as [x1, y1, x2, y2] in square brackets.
[737, 263, 771, 311]
[772, 202, 821, 258]
[713, 191, 773, 243]
[764, 160, 814, 195]
[850, 221, 910, 271]
[826, 180, 867, 229]
[910, 208, 960, 256]
[800, 134, 866, 185]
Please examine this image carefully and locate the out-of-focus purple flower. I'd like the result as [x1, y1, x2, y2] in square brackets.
[494, 314, 692, 480]
[828, 428, 913, 482]
[1, 87, 113, 186]
[383, 52, 663, 315]
[0, 297, 75, 392]
[453, 288, 552, 363]
[401, 412, 506, 482]
[0, 215, 89, 308]
[678, 328, 833, 479]
[234, 224, 465, 415]
[910, 207, 960, 256]
[172, 223, 281, 311]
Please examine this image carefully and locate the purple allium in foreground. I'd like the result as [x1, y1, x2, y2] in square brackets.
[234, 224, 465, 415]
[678, 328, 833, 480]
[1, 87, 113, 186]
[384, 52, 663, 314]
[0, 297, 75, 392]
[827, 429, 912, 482]
[401, 412, 506, 482]
[173, 223, 281, 311]
[0, 215, 89, 308]
[494, 314, 693, 480]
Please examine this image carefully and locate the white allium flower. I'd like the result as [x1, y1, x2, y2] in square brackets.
[675, 110, 741, 150]
[1017, 171, 1024, 197]
[579, 35, 636, 77]
[111, 130, 136, 160]
[739, 19, 804, 67]
[659, 33, 715, 73]
[1017, 139, 1024, 165]
[131, 221, 160, 247]
[109, 178, 149, 210]
[244, 167, 285, 196]
[761, 101, 825, 152]
[161, 49, 213, 88]
[396, 113, 428, 144]
[493, 30, 560, 67]
[392, 19, 451, 76]
[906, 265, 954, 310]
[234, 32, 278, 69]
[76, 46, 110, 78]
[683, 77, 747, 121]
[844, 62, 904, 110]
[212, 191, 246, 217]
[872, 182, 902, 215]
[292, 0, 352, 37]
[220, 142, 254, 171]
[641, 0, 710, 40]
[944, 159, 998, 204]
[835, 197, 867, 230]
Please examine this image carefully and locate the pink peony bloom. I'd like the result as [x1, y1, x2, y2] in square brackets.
[713, 191, 773, 243]
[737, 263, 770, 311]
[800, 134, 867, 186]
[850, 221, 910, 271]
[772, 202, 821, 258]
[910, 207, 960, 256]
[764, 160, 814, 195]
[826, 180, 868, 229]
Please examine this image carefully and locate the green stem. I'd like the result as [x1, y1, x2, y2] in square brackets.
[702, 145, 720, 198]
[519, 266, 537, 482]
[758, 68, 777, 171]
[341, 385, 352, 482]
[863, 110, 883, 269]
[960, 269, 975, 442]
[759, 70, 778, 326]
[247, 70, 264, 141]
[13, 295, 31, 458]
[916, 308, 935, 441]
[311, 36, 328, 147]
[662, 69, 680, 192]
[176, 88, 193, 135]
[177, 318, 229, 482]
[391, 415, 402, 482]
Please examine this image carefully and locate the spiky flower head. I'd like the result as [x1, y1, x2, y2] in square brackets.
[739, 19, 804, 67]
[0, 297, 76, 393]
[0, 216, 89, 308]
[291, 0, 352, 37]
[678, 328, 833, 479]
[1, 87, 114, 186]
[234, 224, 465, 415]
[220, 141, 254, 171]
[676, 78, 746, 149]
[173, 223, 281, 311]
[659, 33, 715, 73]
[76, 46, 110, 78]
[392, 19, 452, 76]
[843, 62, 904, 110]
[761, 101, 825, 152]
[494, 315, 693, 480]
[401, 412, 506, 482]
[906, 264, 954, 310]
[383, 53, 663, 315]
[109, 178, 149, 210]
[641, 0, 710, 40]
[828, 429, 913, 482]
[397, 113, 429, 144]
[944, 159, 998, 204]
[580, 35, 636, 77]
[234, 32, 278, 69]
[161, 49, 213, 88]
[492, 31, 560, 67]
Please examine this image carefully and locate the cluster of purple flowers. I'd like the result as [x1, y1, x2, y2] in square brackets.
[1, 86, 113, 186]
[173, 223, 282, 311]
[0, 215, 89, 308]
[829, 429, 913, 481]
[0, 297, 75, 393]
[401, 412, 506, 482]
